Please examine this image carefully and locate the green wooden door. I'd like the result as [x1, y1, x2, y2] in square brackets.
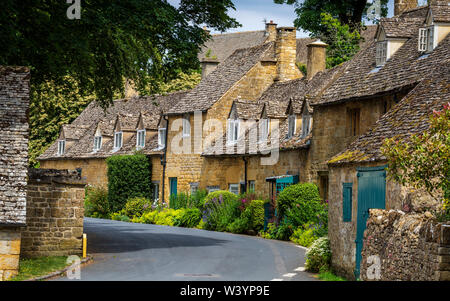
[355, 166, 386, 279]
[169, 177, 177, 196]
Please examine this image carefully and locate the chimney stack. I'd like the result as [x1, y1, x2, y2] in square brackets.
[265, 20, 277, 42]
[306, 40, 328, 80]
[275, 27, 302, 82]
[394, 0, 417, 16]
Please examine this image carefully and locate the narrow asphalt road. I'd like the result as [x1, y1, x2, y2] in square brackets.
[58, 217, 317, 281]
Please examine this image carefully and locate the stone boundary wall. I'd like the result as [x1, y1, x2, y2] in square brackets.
[21, 169, 86, 258]
[361, 209, 450, 281]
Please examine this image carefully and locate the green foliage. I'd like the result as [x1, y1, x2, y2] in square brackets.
[274, 0, 388, 35]
[318, 13, 362, 68]
[29, 78, 94, 167]
[382, 103, 450, 219]
[10, 256, 69, 281]
[305, 236, 332, 273]
[296, 62, 307, 77]
[174, 208, 202, 228]
[277, 182, 323, 220]
[158, 71, 201, 94]
[110, 212, 131, 222]
[121, 197, 152, 218]
[203, 190, 240, 231]
[227, 217, 251, 234]
[106, 154, 152, 212]
[169, 189, 208, 211]
[318, 270, 346, 281]
[240, 200, 265, 232]
[290, 223, 320, 247]
[0, 0, 240, 109]
[84, 186, 110, 218]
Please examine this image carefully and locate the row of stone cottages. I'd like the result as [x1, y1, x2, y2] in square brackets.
[38, 2, 450, 278]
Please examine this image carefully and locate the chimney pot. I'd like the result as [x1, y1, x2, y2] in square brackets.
[265, 20, 278, 42]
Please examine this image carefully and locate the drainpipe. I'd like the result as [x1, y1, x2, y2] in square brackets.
[243, 157, 248, 193]
[161, 115, 169, 204]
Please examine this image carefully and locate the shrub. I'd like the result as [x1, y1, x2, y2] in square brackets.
[272, 220, 295, 241]
[277, 183, 322, 217]
[227, 217, 250, 234]
[290, 224, 319, 247]
[174, 208, 202, 228]
[106, 154, 152, 212]
[190, 189, 208, 211]
[305, 237, 332, 273]
[139, 210, 159, 224]
[169, 192, 190, 210]
[203, 190, 240, 231]
[110, 212, 130, 222]
[85, 186, 110, 218]
[241, 200, 265, 231]
[121, 197, 152, 218]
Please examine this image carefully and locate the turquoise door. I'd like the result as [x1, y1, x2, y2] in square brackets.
[355, 166, 386, 279]
[169, 177, 177, 196]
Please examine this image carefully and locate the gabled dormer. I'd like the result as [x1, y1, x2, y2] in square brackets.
[375, 21, 409, 66]
[285, 99, 299, 139]
[136, 113, 146, 150]
[419, 4, 450, 52]
[227, 102, 240, 144]
[299, 98, 313, 139]
[258, 105, 270, 143]
[57, 124, 89, 156]
[93, 125, 102, 152]
[113, 116, 123, 151]
[157, 117, 167, 150]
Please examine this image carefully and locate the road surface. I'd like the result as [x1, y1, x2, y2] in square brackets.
[57, 217, 317, 281]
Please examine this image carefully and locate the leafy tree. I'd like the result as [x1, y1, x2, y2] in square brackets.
[158, 70, 201, 94]
[319, 13, 362, 68]
[274, 0, 388, 36]
[381, 103, 450, 216]
[0, 0, 240, 108]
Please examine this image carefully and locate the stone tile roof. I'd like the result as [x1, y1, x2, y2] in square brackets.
[378, 17, 424, 38]
[232, 99, 264, 120]
[198, 29, 314, 65]
[398, 5, 429, 18]
[360, 25, 378, 50]
[167, 42, 274, 115]
[328, 66, 449, 165]
[38, 91, 188, 160]
[60, 124, 90, 140]
[315, 29, 450, 106]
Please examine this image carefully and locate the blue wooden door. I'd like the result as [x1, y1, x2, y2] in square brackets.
[355, 166, 386, 279]
[169, 177, 177, 196]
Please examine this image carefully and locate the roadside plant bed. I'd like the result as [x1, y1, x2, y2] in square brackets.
[9, 256, 70, 281]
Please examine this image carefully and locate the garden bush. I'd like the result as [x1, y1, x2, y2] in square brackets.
[169, 190, 208, 211]
[174, 208, 202, 228]
[240, 200, 265, 231]
[227, 217, 250, 234]
[203, 190, 240, 231]
[277, 183, 328, 230]
[139, 209, 183, 226]
[85, 186, 110, 218]
[305, 236, 331, 272]
[290, 224, 319, 247]
[121, 197, 152, 218]
[106, 154, 152, 212]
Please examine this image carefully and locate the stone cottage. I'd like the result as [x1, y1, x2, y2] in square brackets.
[0, 66, 30, 280]
[314, 1, 450, 279]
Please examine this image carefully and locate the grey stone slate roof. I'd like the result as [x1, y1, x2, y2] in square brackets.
[38, 91, 188, 161]
[377, 17, 424, 38]
[315, 28, 450, 106]
[328, 65, 450, 165]
[167, 42, 274, 115]
[431, 1, 450, 22]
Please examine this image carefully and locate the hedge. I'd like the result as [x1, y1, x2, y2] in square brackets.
[106, 154, 152, 212]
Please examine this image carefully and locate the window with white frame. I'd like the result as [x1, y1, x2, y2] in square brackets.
[190, 182, 199, 195]
[136, 129, 145, 149]
[248, 180, 255, 192]
[58, 140, 65, 155]
[227, 119, 239, 144]
[158, 128, 166, 148]
[93, 136, 102, 152]
[375, 41, 387, 66]
[301, 114, 311, 138]
[418, 26, 435, 52]
[207, 185, 220, 193]
[182, 114, 190, 137]
[288, 114, 296, 138]
[114, 132, 123, 150]
[229, 184, 239, 195]
[259, 118, 269, 142]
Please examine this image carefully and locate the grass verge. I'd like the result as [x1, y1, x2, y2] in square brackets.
[318, 270, 347, 281]
[9, 256, 69, 281]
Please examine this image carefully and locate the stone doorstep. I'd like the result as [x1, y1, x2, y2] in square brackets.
[23, 255, 92, 281]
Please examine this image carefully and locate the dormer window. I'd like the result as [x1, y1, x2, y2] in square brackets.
[158, 127, 166, 148]
[288, 114, 296, 138]
[375, 41, 387, 66]
[259, 118, 269, 142]
[301, 114, 311, 138]
[93, 136, 102, 152]
[418, 26, 435, 53]
[227, 119, 240, 144]
[114, 132, 123, 150]
[182, 114, 190, 137]
[57, 140, 65, 156]
[136, 129, 145, 149]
